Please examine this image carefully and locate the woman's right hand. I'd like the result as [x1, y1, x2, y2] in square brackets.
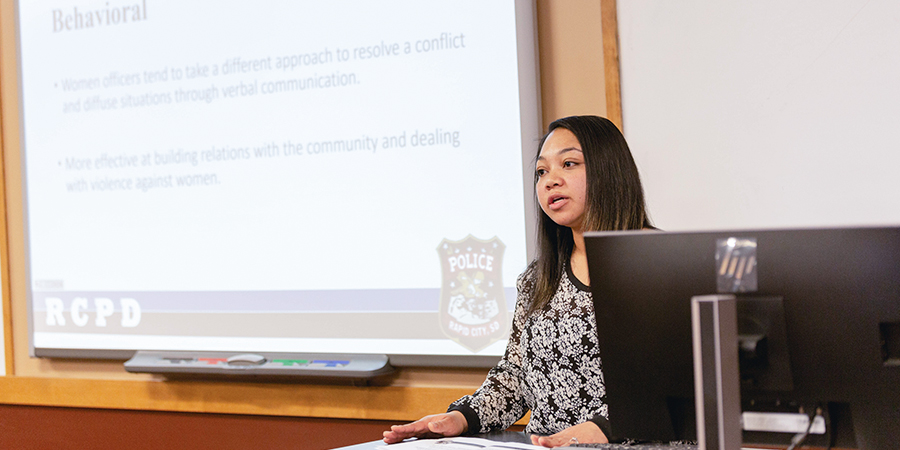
[382, 411, 468, 444]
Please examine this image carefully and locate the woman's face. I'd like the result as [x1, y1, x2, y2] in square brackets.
[536, 128, 588, 232]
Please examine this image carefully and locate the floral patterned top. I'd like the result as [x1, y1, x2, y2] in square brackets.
[448, 263, 610, 437]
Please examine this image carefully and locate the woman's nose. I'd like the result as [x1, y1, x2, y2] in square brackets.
[542, 169, 562, 188]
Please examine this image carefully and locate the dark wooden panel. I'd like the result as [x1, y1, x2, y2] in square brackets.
[0, 404, 527, 449]
[0, 404, 393, 450]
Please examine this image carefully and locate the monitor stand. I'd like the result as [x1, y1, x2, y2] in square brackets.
[691, 295, 742, 450]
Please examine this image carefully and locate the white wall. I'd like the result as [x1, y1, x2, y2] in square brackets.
[618, 0, 900, 231]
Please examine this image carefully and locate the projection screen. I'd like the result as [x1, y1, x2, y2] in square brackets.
[19, 0, 541, 366]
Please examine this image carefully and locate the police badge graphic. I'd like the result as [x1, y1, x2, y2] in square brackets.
[437, 235, 509, 353]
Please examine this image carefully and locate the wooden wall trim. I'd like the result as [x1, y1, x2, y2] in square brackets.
[536, 0, 607, 126]
[601, 0, 624, 131]
[0, 89, 11, 377]
[0, 0, 15, 377]
[0, 376, 475, 422]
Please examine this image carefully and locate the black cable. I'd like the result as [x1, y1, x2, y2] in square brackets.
[786, 406, 820, 450]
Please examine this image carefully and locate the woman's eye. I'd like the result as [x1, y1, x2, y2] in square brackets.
[564, 161, 578, 167]
[535, 169, 546, 177]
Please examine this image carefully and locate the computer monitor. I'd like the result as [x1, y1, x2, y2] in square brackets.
[584, 227, 900, 450]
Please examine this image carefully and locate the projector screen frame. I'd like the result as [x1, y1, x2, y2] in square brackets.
[18, 0, 543, 367]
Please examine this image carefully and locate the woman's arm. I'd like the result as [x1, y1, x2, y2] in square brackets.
[446, 268, 535, 433]
[383, 268, 535, 440]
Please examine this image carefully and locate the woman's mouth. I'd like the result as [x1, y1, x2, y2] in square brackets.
[548, 195, 568, 210]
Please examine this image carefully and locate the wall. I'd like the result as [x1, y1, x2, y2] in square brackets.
[0, 1, 618, 448]
[617, 0, 900, 231]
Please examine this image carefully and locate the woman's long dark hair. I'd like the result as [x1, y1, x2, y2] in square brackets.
[526, 115, 653, 315]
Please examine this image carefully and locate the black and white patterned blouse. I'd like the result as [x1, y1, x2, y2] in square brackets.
[448, 263, 610, 437]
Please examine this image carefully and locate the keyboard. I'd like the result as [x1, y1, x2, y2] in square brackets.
[571, 442, 697, 450]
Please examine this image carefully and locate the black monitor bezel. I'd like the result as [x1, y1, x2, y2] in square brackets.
[585, 226, 900, 449]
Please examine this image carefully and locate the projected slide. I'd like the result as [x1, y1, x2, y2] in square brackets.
[20, 0, 538, 359]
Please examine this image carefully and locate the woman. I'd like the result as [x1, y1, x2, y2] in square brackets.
[383, 115, 653, 447]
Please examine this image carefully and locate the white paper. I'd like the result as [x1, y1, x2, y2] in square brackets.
[378, 437, 547, 450]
